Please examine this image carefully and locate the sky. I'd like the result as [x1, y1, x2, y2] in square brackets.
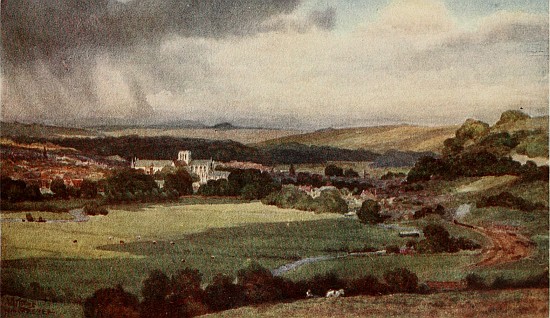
[1, 0, 548, 129]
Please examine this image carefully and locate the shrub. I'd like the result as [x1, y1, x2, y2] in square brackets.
[83, 285, 140, 318]
[325, 164, 343, 177]
[477, 192, 546, 211]
[347, 275, 389, 296]
[80, 179, 98, 199]
[25, 212, 34, 222]
[386, 245, 400, 254]
[465, 273, 487, 290]
[236, 261, 283, 304]
[306, 272, 345, 297]
[50, 178, 68, 199]
[357, 199, 388, 224]
[383, 268, 418, 293]
[83, 202, 109, 216]
[205, 274, 246, 311]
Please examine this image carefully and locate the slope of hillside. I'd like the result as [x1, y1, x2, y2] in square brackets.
[256, 125, 458, 153]
[1, 122, 99, 138]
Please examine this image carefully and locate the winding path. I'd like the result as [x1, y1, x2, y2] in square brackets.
[454, 220, 534, 267]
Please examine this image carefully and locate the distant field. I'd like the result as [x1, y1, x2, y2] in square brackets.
[205, 288, 549, 318]
[256, 125, 458, 153]
[102, 128, 305, 144]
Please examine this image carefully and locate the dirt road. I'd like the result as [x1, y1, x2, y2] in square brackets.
[454, 220, 534, 267]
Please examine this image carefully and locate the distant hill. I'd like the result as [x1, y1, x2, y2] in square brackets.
[256, 125, 458, 153]
[100, 127, 305, 145]
[0, 122, 100, 139]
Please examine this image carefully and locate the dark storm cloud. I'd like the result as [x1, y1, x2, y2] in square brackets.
[308, 7, 336, 30]
[1, 0, 300, 65]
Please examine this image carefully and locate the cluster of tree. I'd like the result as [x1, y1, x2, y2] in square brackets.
[50, 178, 100, 199]
[357, 200, 390, 224]
[380, 171, 407, 180]
[408, 111, 549, 183]
[476, 192, 546, 212]
[465, 270, 549, 290]
[324, 164, 359, 177]
[198, 169, 280, 200]
[280, 172, 374, 195]
[407, 152, 548, 183]
[1, 177, 43, 202]
[262, 185, 348, 214]
[104, 169, 178, 203]
[413, 204, 446, 219]
[409, 224, 481, 254]
[84, 263, 422, 318]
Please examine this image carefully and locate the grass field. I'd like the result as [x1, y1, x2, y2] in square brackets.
[204, 288, 549, 318]
[1, 201, 488, 302]
[1, 202, 339, 260]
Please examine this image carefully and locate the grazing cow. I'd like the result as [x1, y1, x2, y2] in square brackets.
[210, 255, 216, 259]
[119, 240, 125, 245]
[326, 289, 345, 298]
[306, 289, 315, 298]
[181, 259, 186, 263]
[73, 240, 78, 244]
[108, 236, 113, 240]
[170, 241, 175, 245]
[152, 240, 157, 244]
[136, 235, 141, 240]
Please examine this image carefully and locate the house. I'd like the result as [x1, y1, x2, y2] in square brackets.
[132, 159, 175, 175]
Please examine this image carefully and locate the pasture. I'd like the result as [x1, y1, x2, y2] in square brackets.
[1, 201, 488, 302]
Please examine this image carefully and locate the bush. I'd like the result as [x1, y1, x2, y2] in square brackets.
[83, 285, 140, 318]
[83, 202, 109, 216]
[50, 178, 68, 199]
[25, 212, 34, 222]
[386, 245, 400, 254]
[477, 191, 546, 211]
[236, 261, 285, 304]
[465, 273, 487, 290]
[325, 164, 343, 177]
[347, 275, 389, 296]
[205, 274, 246, 311]
[306, 272, 345, 297]
[383, 268, 418, 293]
[80, 179, 98, 199]
[357, 199, 388, 224]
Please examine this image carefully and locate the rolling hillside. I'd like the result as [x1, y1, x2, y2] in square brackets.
[256, 125, 458, 153]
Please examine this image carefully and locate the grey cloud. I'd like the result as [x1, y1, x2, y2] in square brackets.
[1, 0, 300, 66]
[308, 7, 336, 30]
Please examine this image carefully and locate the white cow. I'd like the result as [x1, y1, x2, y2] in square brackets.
[326, 289, 345, 298]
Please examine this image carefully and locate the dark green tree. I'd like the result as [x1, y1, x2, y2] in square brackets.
[357, 199, 386, 224]
[325, 164, 343, 177]
[50, 178, 68, 198]
[80, 179, 98, 199]
[164, 168, 194, 196]
[83, 285, 140, 318]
